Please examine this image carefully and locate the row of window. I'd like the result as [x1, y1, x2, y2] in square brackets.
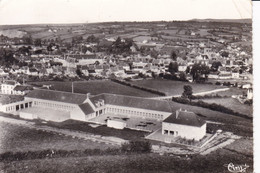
[33, 101, 74, 110]
[106, 107, 164, 120]
[5, 102, 32, 112]
[164, 130, 178, 136]
[1, 85, 14, 89]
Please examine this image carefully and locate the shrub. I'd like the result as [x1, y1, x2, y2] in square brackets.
[121, 140, 151, 153]
[215, 81, 221, 85]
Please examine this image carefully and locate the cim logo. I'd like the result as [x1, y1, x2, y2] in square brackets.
[224, 163, 249, 173]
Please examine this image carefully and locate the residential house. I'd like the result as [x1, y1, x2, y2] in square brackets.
[1, 80, 19, 94]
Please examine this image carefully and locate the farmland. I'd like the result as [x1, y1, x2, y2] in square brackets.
[130, 79, 224, 96]
[200, 98, 253, 117]
[28, 80, 158, 97]
[0, 121, 113, 154]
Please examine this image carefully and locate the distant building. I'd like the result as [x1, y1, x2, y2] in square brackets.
[13, 85, 33, 95]
[1, 80, 19, 94]
[247, 88, 253, 100]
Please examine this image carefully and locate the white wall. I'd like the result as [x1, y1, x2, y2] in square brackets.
[162, 122, 206, 140]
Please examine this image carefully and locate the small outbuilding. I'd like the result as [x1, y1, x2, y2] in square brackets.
[162, 109, 206, 141]
[107, 119, 126, 129]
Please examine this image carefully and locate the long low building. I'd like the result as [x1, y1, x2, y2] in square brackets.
[13, 89, 206, 140]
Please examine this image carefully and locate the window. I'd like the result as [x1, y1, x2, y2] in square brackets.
[170, 131, 174, 135]
[164, 130, 168, 134]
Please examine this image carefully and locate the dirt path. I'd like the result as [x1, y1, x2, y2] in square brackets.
[149, 88, 230, 100]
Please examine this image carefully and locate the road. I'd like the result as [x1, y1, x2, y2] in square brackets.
[148, 88, 230, 100]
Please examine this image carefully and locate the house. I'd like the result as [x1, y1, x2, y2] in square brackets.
[1, 80, 19, 94]
[231, 70, 240, 79]
[81, 65, 89, 76]
[178, 65, 188, 72]
[0, 69, 8, 77]
[13, 85, 33, 95]
[247, 88, 253, 100]
[28, 68, 38, 76]
[162, 109, 206, 141]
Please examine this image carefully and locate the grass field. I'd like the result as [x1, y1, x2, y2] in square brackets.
[224, 138, 253, 156]
[201, 98, 253, 117]
[130, 79, 224, 96]
[0, 122, 114, 154]
[0, 149, 253, 173]
[28, 80, 158, 97]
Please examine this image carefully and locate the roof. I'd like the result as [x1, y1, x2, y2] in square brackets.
[20, 107, 70, 122]
[13, 85, 33, 91]
[25, 89, 88, 105]
[79, 103, 95, 115]
[67, 54, 96, 59]
[2, 80, 17, 85]
[89, 93, 177, 113]
[163, 110, 206, 127]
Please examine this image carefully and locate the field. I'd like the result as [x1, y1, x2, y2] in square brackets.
[0, 122, 113, 154]
[130, 79, 224, 96]
[0, 148, 253, 173]
[201, 98, 253, 117]
[28, 80, 158, 97]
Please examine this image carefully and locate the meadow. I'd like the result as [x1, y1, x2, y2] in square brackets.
[130, 79, 224, 96]
[201, 98, 253, 117]
[0, 122, 113, 154]
[28, 80, 158, 97]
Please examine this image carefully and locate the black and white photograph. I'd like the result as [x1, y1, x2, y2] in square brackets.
[0, 0, 255, 172]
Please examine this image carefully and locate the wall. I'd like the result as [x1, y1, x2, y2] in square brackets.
[162, 122, 206, 140]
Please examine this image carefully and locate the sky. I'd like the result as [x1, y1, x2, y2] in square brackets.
[0, 0, 252, 25]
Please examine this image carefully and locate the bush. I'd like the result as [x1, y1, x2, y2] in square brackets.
[244, 99, 253, 105]
[215, 81, 221, 85]
[121, 140, 151, 153]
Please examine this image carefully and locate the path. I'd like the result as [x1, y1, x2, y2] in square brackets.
[148, 88, 230, 100]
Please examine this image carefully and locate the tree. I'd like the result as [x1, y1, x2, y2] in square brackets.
[190, 63, 210, 82]
[186, 66, 190, 74]
[168, 62, 178, 74]
[22, 35, 33, 45]
[182, 85, 193, 102]
[34, 38, 42, 47]
[76, 68, 83, 77]
[221, 51, 229, 58]
[171, 50, 177, 61]
[211, 61, 222, 71]
[179, 72, 187, 81]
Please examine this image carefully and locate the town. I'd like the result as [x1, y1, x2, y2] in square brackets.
[0, 20, 253, 172]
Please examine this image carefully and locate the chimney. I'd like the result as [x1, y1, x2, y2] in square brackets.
[176, 110, 179, 119]
[86, 93, 90, 99]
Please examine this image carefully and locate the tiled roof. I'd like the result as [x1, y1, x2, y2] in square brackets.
[13, 85, 33, 91]
[79, 103, 95, 115]
[89, 93, 179, 113]
[2, 80, 17, 85]
[67, 54, 96, 59]
[163, 110, 206, 127]
[26, 89, 88, 105]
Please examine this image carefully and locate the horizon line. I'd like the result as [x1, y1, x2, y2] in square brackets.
[0, 18, 252, 26]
